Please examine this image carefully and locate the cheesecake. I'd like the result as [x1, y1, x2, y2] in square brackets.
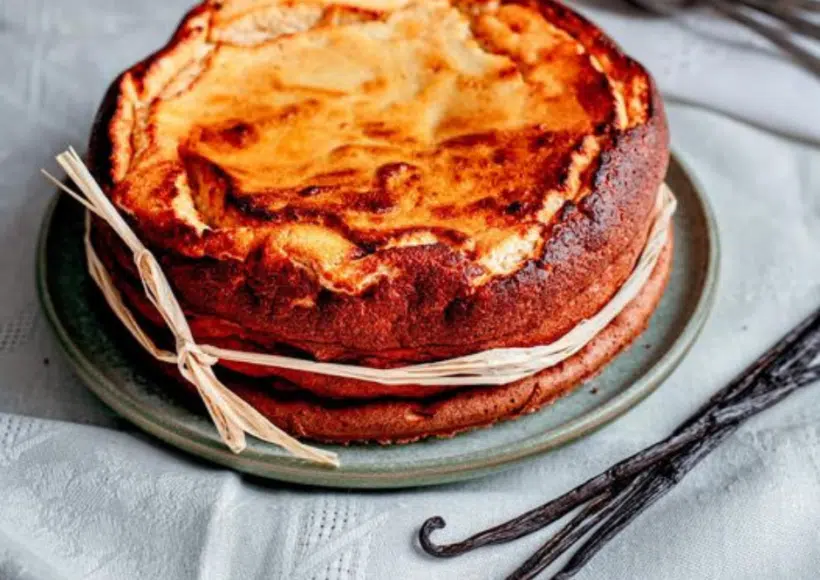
[87, 0, 671, 442]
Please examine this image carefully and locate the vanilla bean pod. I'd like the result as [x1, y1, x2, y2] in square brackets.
[544, 422, 737, 580]
[505, 485, 638, 580]
[676, 307, 820, 432]
[794, 365, 820, 387]
[506, 365, 818, 580]
[514, 346, 820, 579]
[419, 306, 820, 566]
[419, 426, 705, 557]
[502, 360, 820, 579]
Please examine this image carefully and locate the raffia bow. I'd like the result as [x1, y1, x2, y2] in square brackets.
[44, 148, 339, 467]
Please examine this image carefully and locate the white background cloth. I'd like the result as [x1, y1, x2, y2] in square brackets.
[1, 1, 820, 578]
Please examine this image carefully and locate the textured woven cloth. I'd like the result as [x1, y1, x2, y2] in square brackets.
[1, 1, 820, 579]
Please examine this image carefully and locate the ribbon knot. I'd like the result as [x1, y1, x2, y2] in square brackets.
[44, 148, 340, 466]
[176, 337, 219, 369]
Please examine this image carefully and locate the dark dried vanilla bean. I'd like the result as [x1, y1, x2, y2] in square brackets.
[676, 307, 820, 432]
[546, 423, 737, 580]
[541, 357, 820, 579]
[505, 487, 632, 580]
[521, 351, 820, 579]
[508, 354, 820, 580]
[419, 425, 708, 557]
[794, 365, 820, 387]
[507, 363, 820, 579]
[512, 372, 812, 580]
[419, 306, 820, 576]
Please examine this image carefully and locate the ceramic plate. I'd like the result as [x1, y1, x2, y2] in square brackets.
[37, 155, 719, 489]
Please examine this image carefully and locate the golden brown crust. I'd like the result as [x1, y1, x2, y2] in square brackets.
[88, 0, 669, 366]
[152, 231, 672, 443]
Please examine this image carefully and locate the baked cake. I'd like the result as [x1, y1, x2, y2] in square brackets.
[87, 0, 671, 443]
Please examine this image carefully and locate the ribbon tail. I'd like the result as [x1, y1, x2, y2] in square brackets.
[216, 382, 340, 467]
[188, 360, 339, 466]
[186, 362, 249, 454]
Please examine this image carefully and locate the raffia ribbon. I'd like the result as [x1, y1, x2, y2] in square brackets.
[44, 148, 676, 466]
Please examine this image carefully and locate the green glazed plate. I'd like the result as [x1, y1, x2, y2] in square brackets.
[37, 155, 719, 489]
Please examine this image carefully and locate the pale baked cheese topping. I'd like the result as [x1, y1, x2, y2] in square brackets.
[109, 0, 650, 293]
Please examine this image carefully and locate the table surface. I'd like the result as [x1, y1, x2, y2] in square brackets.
[1, 1, 819, 579]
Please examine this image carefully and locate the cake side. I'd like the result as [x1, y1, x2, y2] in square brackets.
[132, 231, 673, 442]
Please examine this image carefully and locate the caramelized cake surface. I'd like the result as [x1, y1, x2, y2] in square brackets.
[90, 0, 669, 384]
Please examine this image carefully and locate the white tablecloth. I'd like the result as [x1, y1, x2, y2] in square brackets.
[1, 1, 819, 579]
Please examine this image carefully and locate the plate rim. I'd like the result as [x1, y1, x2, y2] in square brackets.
[36, 153, 720, 489]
